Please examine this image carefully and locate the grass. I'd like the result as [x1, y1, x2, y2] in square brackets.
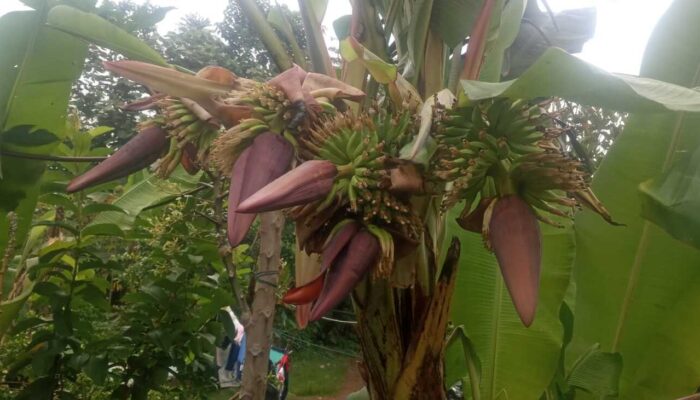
[206, 348, 351, 399]
[207, 388, 237, 400]
[287, 348, 351, 397]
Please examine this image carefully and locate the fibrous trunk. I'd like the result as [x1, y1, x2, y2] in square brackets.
[353, 239, 460, 400]
[240, 211, 284, 400]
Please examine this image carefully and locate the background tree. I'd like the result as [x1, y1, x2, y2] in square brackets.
[162, 15, 239, 73]
[220, 0, 307, 80]
[70, 0, 168, 148]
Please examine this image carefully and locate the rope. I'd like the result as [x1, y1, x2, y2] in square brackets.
[319, 316, 357, 325]
[282, 303, 357, 322]
[276, 331, 359, 358]
[254, 270, 278, 287]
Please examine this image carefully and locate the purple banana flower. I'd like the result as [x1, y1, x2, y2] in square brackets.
[227, 131, 294, 247]
[236, 160, 337, 214]
[321, 221, 360, 271]
[66, 125, 168, 193]
[489, 195, 541, 327]
[310, 230, 380, 321]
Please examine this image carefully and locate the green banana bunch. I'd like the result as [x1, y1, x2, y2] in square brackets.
[152, 97, 220, 177]
[430, 97, 615, 226]
[294, 110, 422, 245]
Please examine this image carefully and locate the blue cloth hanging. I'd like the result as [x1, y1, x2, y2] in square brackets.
[235, 334, 246, 379]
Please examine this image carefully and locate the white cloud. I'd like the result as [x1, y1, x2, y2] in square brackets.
[0, 0, 30, 15]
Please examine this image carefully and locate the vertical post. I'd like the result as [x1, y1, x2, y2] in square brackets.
[240, 211, 284, 400]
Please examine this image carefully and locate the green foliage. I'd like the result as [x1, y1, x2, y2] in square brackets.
[220, 0, 306, 80]
[162, 15, 240, 74]
[0, 118, 237, 399]
[461, 47, 700, 112]
[478, 0, 526, 82]
[47, 5, 169, 66]
[565, 346, 622, 399]
[69, 0, 170, 149]
[445, 325, 481, 399]
[0, 0, 94, 269]
[430, 0, 484, 48]
[2, 198, 240, 397]
[504, 2, 596, 80]
[570, 1, 700, 399]
[87, 167, 202, 230]
[639, 145, 700, 249]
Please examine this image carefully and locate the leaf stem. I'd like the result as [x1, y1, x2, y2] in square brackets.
[238, 0, 293, 72]
[0, 212, 18, 301]
[0, 150, 107, 162]
[461, 0, 497, 81]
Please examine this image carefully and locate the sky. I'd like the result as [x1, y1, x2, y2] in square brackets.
[0, 0, 673, 75]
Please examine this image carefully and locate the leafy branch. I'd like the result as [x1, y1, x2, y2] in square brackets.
[210, 170, 251, 323]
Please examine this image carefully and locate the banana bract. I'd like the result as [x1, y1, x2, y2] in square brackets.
[310, 229, 380, 321]
[227, 132, 294, 247]
[487, 195, 541, 326]
[66, 124, 168, 193]
[282, 273, 325, 305]
[236, 160, 337, 213]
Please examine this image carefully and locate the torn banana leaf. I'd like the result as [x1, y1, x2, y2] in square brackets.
[639, 145, 700, 250]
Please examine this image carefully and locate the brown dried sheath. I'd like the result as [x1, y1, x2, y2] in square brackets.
[180, 142, 200, 175]
[66, 125, 168, 193]
[236, 160, 337, 213]
[310, 230, 380, 321]
[489, 195, 541, 327]
[457, 196, 494, 233]
[227, 131, 293, 247]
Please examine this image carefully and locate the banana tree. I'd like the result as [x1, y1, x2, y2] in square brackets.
[11, 0, 700, 399]
[224, 1, 700, 398]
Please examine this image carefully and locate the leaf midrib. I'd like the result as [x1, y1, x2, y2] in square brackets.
[611, 62, 700, 352]
[1, 6, 46, 131]
[489, 276, 504, 398]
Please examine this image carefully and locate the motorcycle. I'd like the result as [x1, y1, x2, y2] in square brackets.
[266, 347, 291, 400]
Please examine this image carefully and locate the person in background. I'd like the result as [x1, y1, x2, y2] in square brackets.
[216, 306, 245, 388]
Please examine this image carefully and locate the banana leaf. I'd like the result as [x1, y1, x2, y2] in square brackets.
[0, 0, 95, 271]
[639, 145, 700, 250]
[460, 47, 700, 112]
[570, 1, 700, 398]
[446, 213, 575, 400]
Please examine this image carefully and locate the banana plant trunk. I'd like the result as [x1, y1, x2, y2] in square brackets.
[353, 239, 460, 400]
[240, 211, 284, 400]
